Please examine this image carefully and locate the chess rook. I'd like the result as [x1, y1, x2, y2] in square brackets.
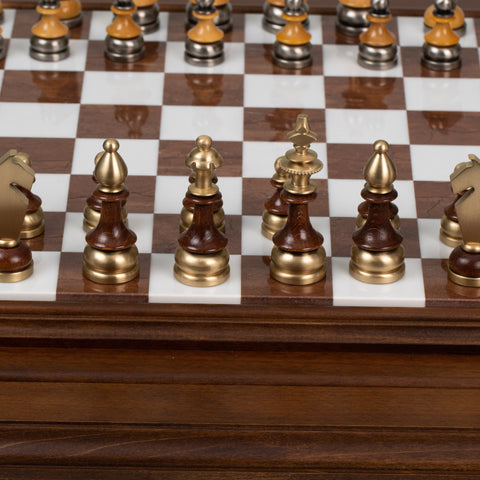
[336, 0, 370, 36]
[424, 0, 465, 36]
[58, 0, 83, 29]
[133, 0, 160, 34]
[186, 0, 232, 32]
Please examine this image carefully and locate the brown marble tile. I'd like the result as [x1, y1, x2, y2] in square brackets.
[244, 108, 326, 142]
[324, 76, 406, 110]
[56, 252, 150, 303]
[85, 40, 166, 72]
[241, 255, 333, 305]
[401, 47, 480, 78]
[77, 105, 162, 139]
[327, 144, 412, 180]
[414, 181, 451, 219]
[244, 44, 323, 75]
[158, 140, 242, 176]
[242, 177, 329, 217]
[423, 258, 480, 307]
[329, 217, 420, 258]
[408, 111, 480, 146]
[0, 138, 74, 173]
[67, 174, 156, 213]
[24, 211, 65, 252]
[163, 73, 244, 106]
[0, 70, 83, 103]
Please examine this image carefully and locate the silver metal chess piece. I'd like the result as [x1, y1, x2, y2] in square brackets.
[186, 0, 232, 32]
[132, 0, 160, 34]
[336, 0, 370, 36]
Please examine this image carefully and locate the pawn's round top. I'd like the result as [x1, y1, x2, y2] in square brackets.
[434, 0, 456, 13]
[371, 0, 389, 12]
[104, 138, 119, 153]
[284, 0, 305, 16]
[373, 139, 389, 154]
[39, 0, 61, 9]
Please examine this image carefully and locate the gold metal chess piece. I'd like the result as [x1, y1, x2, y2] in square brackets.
[0, 150, 36, 282]
[350, 140, 405, 284]
[83, 139, 139, 284]
[174, 135, 230, 287]
[270, 114, 326, 285]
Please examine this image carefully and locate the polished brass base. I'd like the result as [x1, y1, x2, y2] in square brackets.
[83, 205, 128, 232]
[350, 245, 405, 284]
[270, 246, 326, 285]
[83, 245, 139, 284]
[448, 267, 480, 287]
[261, 209, 287, 240]
[439, 214, 462, 247]
[356, 213, 400, 230]
[20, 208, 45, 239]
[0, 262, 34, 283]
[179, 207, 225, 233]
[174, 246, 230, 287]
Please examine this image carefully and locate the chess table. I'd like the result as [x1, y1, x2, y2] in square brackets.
[1, 1, 480, 478]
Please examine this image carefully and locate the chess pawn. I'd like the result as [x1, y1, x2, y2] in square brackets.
[58, 0, 83, 29]
[358, 0, 397, 70]
[272, 0, 312, 69]
[133, 0, 160, 34]
[350, 140, 405, 284]
[83, 139, 139, 284]
[424, 0, 465, 36]
[30, 0, 70, 62]
[174, 135, 229, 287]
[261, 156, 290, 240]
[105, 0, 145, 63]
[186, 0, 232, 32]
[336, 0, 370, 36]
[270, 114, 326, 285]
[185, 0, 224, 66]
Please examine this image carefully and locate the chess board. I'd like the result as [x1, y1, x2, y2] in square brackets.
[1, 6, 480, 313]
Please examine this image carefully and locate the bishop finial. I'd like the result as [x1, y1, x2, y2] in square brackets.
[364, 140, 396, 195]
[94, 138, 128, 194]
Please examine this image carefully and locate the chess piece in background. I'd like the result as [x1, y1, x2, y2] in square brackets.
[424, 0, 465, 36]
[175, 135, 229, 287]
[272, 0, 312, 69]
[133, 0, 160, 34]
[336, 0, 370, 36]
[358, 0, 398, 70]
[185, 0, 224, 66]
[448, 155, 480, 287]
[58, 0, 83, 28]
[186, 0, 232, 32]
[30, 0, 69, 62]
[262, 0, 309, 33]
[105, 0, 145, 63]
[0, 0, 4, 24]
[350, 140, 405, 284]
[0, 151, 35, 282]
[270, 114, 326, 285]
[83, 139, 139, 284]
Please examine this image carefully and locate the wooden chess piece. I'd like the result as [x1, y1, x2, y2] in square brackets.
[356, 199, 399, 230]
[0, 0, 4, 23]
[105, 0, 145, 63]
[58, 0, 83, 28]
[424, 0, 465, 36]
[83, 139, 139, 284]
[133, 0, 160, 34]
[0, 150, 36, 282]
[350, 140, 405, 284]
[448, 155, 480, 287]
[186, 0, 232, 32]
[262, 156, 290, 240]
[336, 0, 370, 36]
[174, 135, 229, 287]
[270, 114, 326, 285]
[30, 0, 69, 62]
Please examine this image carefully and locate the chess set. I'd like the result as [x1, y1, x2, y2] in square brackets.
[0, 0, 480, 314]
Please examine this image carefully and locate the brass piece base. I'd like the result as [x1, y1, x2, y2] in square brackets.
[439, 214, 462, 248]
[350, 245, 405, 284]
[174, 246, 230, 287]
[261, 209, 287, 240]
[20, 208, 45, 239]
[448, 267, 480, 287]
[270, 246, 326, 286]
[179, 207, 225, 233]
[0, 262, 34, 283]
[83, 245, 139, 284]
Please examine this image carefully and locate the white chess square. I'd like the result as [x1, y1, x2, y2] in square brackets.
[81, 71, 164, 106]
[72, 138, 159, 176]
[164, 41, 245, 74]
[417, 218, 454, 259]
[61, 212, 85, 252]
[332, 257, 426, 307]
[5, 39, 88, 72]
[0, 103, 79, 138]
[35, 173, 70, 212]
[244, 74, 325, 108]
[155, 175, 188, 214]
[142, 12, 169, 42]
[325, 109, 410, 145]
[1, 9, 16, 39]
[149, 253, 241, 304]
[0, 251, 60, 302]
[128, 213, 154, 254]
[89, 10, 113, 40]
[215, 177, 242, 215]
[322, 45, 404, 77]
[160, 106, 244, 141]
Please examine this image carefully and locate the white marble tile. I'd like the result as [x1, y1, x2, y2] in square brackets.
[0, 103, 79, 138]
[155, 175, 188, 214]
[35, 173, 70, 212]
[1, 9, 16, 39]
[332, 257, 425, 307]
[61, 212, 85, 252]
[89, 10, 112, 40]
[142, 12, 169, 42]
[72, 138, 159, 176]
[325, 109, 410, 145]
[0, 251, 60, 302]
[128, 213, 154, 254]
[81, 71, 164, 105]
[244, 74, 325, 108]
[5, 39, 88, 71]
[216, 177, 243, 215]
[418, 218, 454, 259]
[160, 106, 244, 141]
[323, 44, 403, 77]
[149, 253, 241, 304]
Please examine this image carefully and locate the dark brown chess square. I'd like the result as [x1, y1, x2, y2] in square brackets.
[25, 212, 65, 252]
[414, 181, 452, 219]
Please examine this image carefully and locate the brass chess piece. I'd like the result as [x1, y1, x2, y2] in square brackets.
[83, 139, 139, 284]
[174, 135, 229, 287]
[270, 114, 326, 285]
[350, 140, 405, 284]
